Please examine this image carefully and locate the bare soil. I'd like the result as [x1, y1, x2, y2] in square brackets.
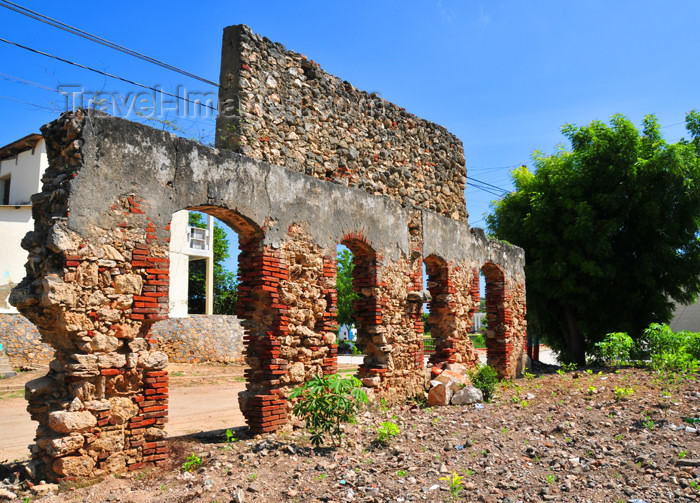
[2, 365, 699, 503]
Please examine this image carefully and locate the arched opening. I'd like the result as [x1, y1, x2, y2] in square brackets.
[424, 254, 455, 366]
[149, 208, 248, 442]
[481, 261, 510, 377]
[339, 235, 384, 387]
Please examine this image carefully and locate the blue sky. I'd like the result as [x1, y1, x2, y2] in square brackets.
[1, 0, 698, 273]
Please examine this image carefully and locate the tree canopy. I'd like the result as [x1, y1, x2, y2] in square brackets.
[336, 247, 358, 327]
[486, 112, 700, 363]
[188, 212, 239, 315]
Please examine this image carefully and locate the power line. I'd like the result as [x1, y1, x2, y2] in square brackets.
[465, 180, 505, 198]
[467, 175, 510, 194]
[0, 37, 217, 113]
[0, 94, 60, 111]
[0, 72, 70, 95]
[0, 0, 218, 87]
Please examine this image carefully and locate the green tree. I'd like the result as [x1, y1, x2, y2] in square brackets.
[487, 112, 700, 364]
[188, 212, 239, 315]
[336, 248, 358, 327]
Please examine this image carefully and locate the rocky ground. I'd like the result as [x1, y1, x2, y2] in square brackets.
[1, 365, 699, 503]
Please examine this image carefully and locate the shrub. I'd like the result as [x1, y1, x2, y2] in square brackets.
[595, 332, 634, 364]
[376, 421, 400, 444]
[642, 323, 699, 372]
[470, 365, 499, 402]
[289, 373, 368, 447]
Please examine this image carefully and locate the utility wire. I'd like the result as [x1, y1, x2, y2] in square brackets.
[0, 0, 218, 87]
[0, 71, 70, 95]
[465, 181, 505, 198]
[467, 175, 510, 194]
[0, 94, 60, 111]
[0, 37, 217, 113]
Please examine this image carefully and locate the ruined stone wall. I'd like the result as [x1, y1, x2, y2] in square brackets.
[217, 25, 468, 222]
[425, 260, 480, 369]
[10, 82, 526, 480]
[11, 112, 170, 481]
[0, 314, 53, 366]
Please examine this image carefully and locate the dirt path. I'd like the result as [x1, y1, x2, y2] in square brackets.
[0, 364, 248, 463]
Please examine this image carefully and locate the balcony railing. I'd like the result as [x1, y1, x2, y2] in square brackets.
[188, 226, 210, 254]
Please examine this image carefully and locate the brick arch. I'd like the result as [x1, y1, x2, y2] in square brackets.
[481, 261, 512, 378]
[185, 205, 288, 435]
[424, 254, 456, 366]
[340, 233, 387, 387]
[424, 255, 480, 371]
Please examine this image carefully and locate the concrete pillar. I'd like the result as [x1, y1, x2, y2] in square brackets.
[205, 214, 214, 315]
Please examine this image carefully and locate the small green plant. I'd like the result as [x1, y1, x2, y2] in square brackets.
[678, 450, 687, 458]
[470, 365, 499, 402]
[586, 385, 597, 395]
[439, 471, 465, 498]
[248, 472, 258, 481]
[376, 421, 400, 444]
[396, 470, 408, 477]
[315, 473, 326, 481]
[614, 386, 634, 400]
[225, 428, 237, 443]
[595, 331, 634, 364]
[501, 427, 508, 434]
[22, 498, 32, 503]
[462, 468, 474, 476]
[181, 453, 202, 472]
[524, 371, 536, 379]
[289, 373, 368, 447]
[641, 412, 655, 431]
[545, 473, 555, 484]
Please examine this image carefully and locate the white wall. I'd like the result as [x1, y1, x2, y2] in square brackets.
[0, 207, 33, 312]
[0, 142, 46, 205]
[169, 210, 192, 318]
[0, 142, 47, 313]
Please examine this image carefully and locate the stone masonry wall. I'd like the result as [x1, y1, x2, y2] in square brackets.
[149, 315, 245, 364]
[217, 25, 468, 222]
[11, 112, 171, 481]
[1, 314, 245, 367]
[9, 21, 527, 479]
[0, 314, 53, 366]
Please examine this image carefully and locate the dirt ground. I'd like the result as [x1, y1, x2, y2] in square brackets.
[0, 364, 698, 502]
[0, 362, 361, 463]
[0, 363, 252, 463]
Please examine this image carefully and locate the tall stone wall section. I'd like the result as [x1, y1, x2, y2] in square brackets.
[8, 24, 527, 482]
[11, 112, 171, 481]
[217, 25, 468, 222]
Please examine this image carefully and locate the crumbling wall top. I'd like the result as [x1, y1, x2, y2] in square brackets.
[216, 24, 469, 222]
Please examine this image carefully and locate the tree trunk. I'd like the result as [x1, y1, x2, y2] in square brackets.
[563, 306, 586, 365]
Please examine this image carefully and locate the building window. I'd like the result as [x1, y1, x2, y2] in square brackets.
[0, 176, 10, 205]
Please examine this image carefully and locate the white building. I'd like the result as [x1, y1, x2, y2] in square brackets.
[0, 133, 213, 317]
